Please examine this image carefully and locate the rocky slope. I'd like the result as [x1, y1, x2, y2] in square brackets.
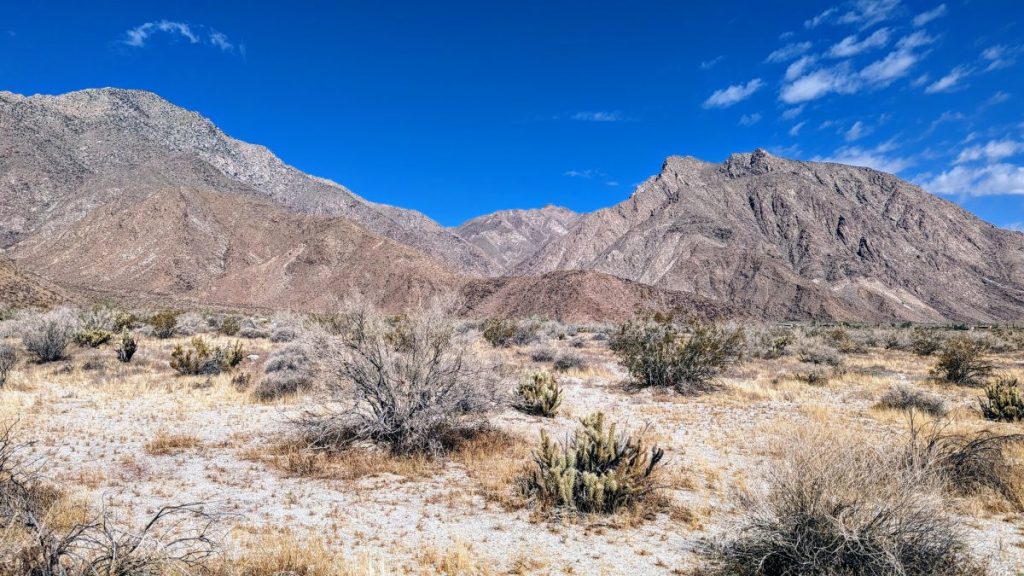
[0, 257, 63, 309]
[516, 150, 1024, 322]
[455, 205, 579, 271]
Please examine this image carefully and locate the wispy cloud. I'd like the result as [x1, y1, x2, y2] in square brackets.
[739, 113, 763, 126]
[789, 121, 807, 136]
[564, 169, 597, 178]
[766, 42, 812, 63]
[569, 111, 625, 122]
[700, 55, 725, 70]
[703, 78, 764, 108]
[121, 20, 238, 53]
[827, 28, 890, 58]
[816, 141, 913, 173]
[955, 139, 1024, 164]
[782, 105, 805, 120]
[781, 64, 858, 103]
[981, 45, 1020, 71]
[917, 163, 1024, 196]
[844, 120, 869, 141]
[925, 66, 970, 93]
[806, 0, 902, 29]
[912, 4, 947, 27]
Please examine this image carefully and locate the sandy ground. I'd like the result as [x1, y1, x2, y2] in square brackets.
[3, 330, 1023, 574]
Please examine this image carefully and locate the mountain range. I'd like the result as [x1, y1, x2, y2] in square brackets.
[2, 88, 1022, 322]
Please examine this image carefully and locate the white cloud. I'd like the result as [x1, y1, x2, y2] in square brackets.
[955, 139, 1024, 164]
[209, 31, 232, 51]
[564, 169, 596, 178]
[121, 20, 236, 53]
[780, 65, 857, 103]
[805, 7, 838, 28]
[845, 121, 869, 141]
[789, 121, 807, 136]
[896, 30, 937, 51]
[912, 4, 947, 27]
[807, 0, 902, 28]
[982, 45, 1019, 71]
[860, 48, 919, 85]
[739, 113, 763, 126]
[986, 91, 1011, 106]
[570, 111, 624, 122]
[766, 42, 812, 63]
[917, 163, 1024, 196]
[1004, 222, 1024, 232]
[827, 28, 890, 58]
[784, 55, 817, 81]
[700, 55, 725, 70]
[781, 105, 805, 120]
[816, 142, 913, 173]
[925, 66, 970, 93]
[703, 78, 765, 108]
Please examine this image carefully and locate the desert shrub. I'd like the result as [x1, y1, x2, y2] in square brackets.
[238, 317, 269, 339]
[747, 326, 795, 359]
[79, 306, 117, 333]
[911, 327, 945, 356]
[819, 327, 867, 353]
[513, 371, 563, 417]
[170, 337, 244, 376]
[980, 378, 1024, 422]
[523, 412, 663, 514]
[482, 318, 538, 348]
[797, 368, 834, 385]
[877, 383, 949, 417]
[610, 315, 743, 393]
[707, 426, 982, 576]
[298, 302, 503, 455]
[553, 351, 586, 372]
[0, 344, 15, 388]
[149, 309, 180, 339]
[269, 312, 304, 343]
[529, 347, 555, 362]
[20, 307, 79, 363]
[115, 329, 137, 363]
[254, 343, 314, 400]
[74, 328, 113, 348]
[113, 310, 138, 331]
[932, 336, 992, 386]
[219, 315, 241, 336]
[796, 339, 843, 367]
[175, 311, 210, 336]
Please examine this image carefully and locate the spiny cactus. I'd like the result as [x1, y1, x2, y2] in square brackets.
[75, 329, 113, 348]
[115, 329, 137, 363]
[514, 371, 563, 417]
[525, 412, 664, 514]
[170, 336, 244, 376]
[981, 378, 1024, 422]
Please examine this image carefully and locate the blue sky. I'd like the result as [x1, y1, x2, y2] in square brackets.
[2, 1, 1022, 228]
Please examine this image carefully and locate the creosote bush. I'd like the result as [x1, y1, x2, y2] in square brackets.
[911, 327, 945, 356]
[553, 351, 586, 372]
[149, 309, 180, 339]
[513, 371, 563, 417]
[981, 378, 1024, 422]
[170, 337, 244, 376]
[219, 315, 241, 336]
[877, 383, 949, 417]
[298, 301, 503, 456]
[115, 329, 137, 363]
[523, 412, 664, 515]
[481, 318, 538, 348]
[707, 426, 983, 576]
[74, 329, 112, 348]
[0, 343, 15, 388]
[796, 339, 843, 367]
[747, 326, 795, 359]
[610, 315, 743, 394]
[20, 307, 79, 363]
[255, 342, 315, 400]
[529, 347, 555, 362]
[932, 336, 992, 386]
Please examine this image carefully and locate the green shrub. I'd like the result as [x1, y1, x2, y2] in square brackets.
[513, 371, 563, 417]
[75, 329, 113, 348]
[481, 318, 537, 348]
[219, 315, 241, 336]
[149, 310, 180, 339]
[170, 337, 244, 376]
[911, 328, 945, 356]
[115, 329, 137, 363]
[931, 336, 992, 386]
[610, 316, 743, 393]
[981, 378, 1024, 422]
[523, 412, 663, 514]
[113, 310, 138, 332]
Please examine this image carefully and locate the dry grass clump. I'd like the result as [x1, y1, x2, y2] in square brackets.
[528, 347, 555, 362]
[876, 383, 949, 417]
[746, 326, 795, 359]
[706, 425, 984, 576]
[0, 344, 14, 388]
[932, 336, 993, 386]
[552, 351, 586, 372]
[512, 370, 563, 417]
[207, 531, 384, 576]
[980, 377, 1024, 422]
[145, 431, 203, 455]
[254, 342, 315, 400]
[297, 301, 504, 456]
[20, 307, 79, 363]
[170, 336, 244, 376]
[610, 315, 743, 394]
[522, 412, 664, 516]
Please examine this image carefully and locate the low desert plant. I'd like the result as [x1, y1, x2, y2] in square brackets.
[115, 329, 137, 363]
[747, 326, 795, 359]
[298, 302, 503, 455]
[481, 318, 538, 348]
[270, 312, 304, 343]
[513, 371, 563, 417]
[170, 337, 244, 376]
[707, 426, 982, 576]
[21, 307, 79, 363]
[175, 311, 210, 336]
[523, 412, 664, 514]
[932, 336, 992, 386]
[877, 383, 949, 417]
[980, 377, 1024, 422]
[219, 315, 241, 336]
[796, 340, 843, 367]
[149, 309, 180, 339]
[911, 327, 945, 356]
[610, 315, 743, 393]
[0, 343, 15, 388]
[553, 351, 586, 372]
[529, 347, 555, 362]
[74, 328, 113, 348]
[255, 343, 315, 400]
[238, 317, 270, 339]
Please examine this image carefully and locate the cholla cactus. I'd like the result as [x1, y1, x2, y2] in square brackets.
[115, 329, 137, 363]
[526, 412, 664, 514]
[514, 371, 563, 417]
[981, 378, 1024, 422]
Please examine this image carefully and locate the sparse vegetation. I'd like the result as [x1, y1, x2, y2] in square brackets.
[115, 329, 137, 363]
[513, 370, 563, 417]
[610, 315, 743, 393]
[553, 351, 585, 372]
[523, 412, 664, 515]
[747, 326, 795, 359]
[255, 342, 315, 400]
[481, 317, 538, 348]
[796, 339, 843, 367]
[170, 336, 244, 376]
[74, 328, 112, 348]
[932, 336, 993, 386]
[21, 307, 78, 363]
[270, 312, 303, 342]
[877, 383, 949, 417]
[911, 327, 945, 356]
[529, 347, 555, 362]
[0, 344, 15, 388]
[980, 377, 1024, 422]
[149, 309, 180, 339]
[219, 315, 240, 336]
